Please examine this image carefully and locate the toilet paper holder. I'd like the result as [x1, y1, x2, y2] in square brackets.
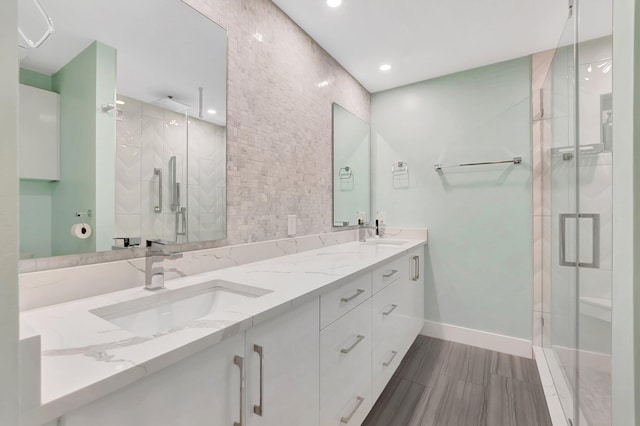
[75, 210, 93, 218]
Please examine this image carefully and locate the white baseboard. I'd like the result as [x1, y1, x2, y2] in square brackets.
[420, 320, 533, 359]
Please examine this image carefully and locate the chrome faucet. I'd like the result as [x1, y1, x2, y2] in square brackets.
[145, 240, 183, 290]
[358, 220, 378, 242]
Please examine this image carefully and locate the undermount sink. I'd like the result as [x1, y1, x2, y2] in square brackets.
[90, 280, 271, 337]
[364, 239, 406, 246]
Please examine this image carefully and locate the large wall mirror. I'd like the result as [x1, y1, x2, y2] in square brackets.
[332, 103, 370, 227]
[18, 0, 227, 261]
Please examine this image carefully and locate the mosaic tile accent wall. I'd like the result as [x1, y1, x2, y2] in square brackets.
[183, 0, 371, 244]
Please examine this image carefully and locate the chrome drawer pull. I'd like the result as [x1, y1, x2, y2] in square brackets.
[382, 269, 398, 278]
[382, 304, 398, 316]
[341, 289, 365, 303]
[383, 350, 398, 367]
[253, 344, 264, 416]
[340, 396, 365, 424]
[233, 355, 245, 426]
[340, 335, 365, 354]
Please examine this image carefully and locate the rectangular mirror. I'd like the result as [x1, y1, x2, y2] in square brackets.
[332, 103, 370, 227]
[18, 0, 227, 260]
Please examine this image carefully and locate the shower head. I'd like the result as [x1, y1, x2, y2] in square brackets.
[151, 96, 191, 113]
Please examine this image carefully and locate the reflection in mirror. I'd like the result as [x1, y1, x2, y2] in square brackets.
[17, 0, 227, 260]
[332, 103, 370, 227]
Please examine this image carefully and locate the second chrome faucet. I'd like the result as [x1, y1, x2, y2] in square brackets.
[145, 239, 183, 290]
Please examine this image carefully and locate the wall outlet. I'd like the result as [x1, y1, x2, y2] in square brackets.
[377, 211, 386, 224]
[287, 215, 296, 236]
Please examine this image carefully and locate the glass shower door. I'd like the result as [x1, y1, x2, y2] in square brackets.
[545, 11, 580, 424]
[544, 0, 613, 424]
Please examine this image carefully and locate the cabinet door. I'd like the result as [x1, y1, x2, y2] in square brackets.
[18, 84, 60, 180]
[245, 299, 320, 426]
[63, 332, 245, 426]
[408, 247, 425, 324]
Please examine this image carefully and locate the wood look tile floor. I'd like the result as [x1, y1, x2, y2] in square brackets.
[363, 336, 552, 426]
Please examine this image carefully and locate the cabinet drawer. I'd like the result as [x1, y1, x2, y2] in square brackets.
[371, 279, 414, 399]
[372, 256, 406, 294]
[321, 272, 372, 329]
[321, 299, 372, 426]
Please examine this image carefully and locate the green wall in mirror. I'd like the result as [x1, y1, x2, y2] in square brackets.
[17, 0, 227, 261]
[332, 103, 371, 227]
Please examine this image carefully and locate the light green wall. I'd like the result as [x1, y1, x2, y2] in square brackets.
[19, 68, 52, 91]
[372, 57, 533, 340]
[19, 181, 53, 258]
[18, 69, 55, 257]
[51, 41, 116, 256]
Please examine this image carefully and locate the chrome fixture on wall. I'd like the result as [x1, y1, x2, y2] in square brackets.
[434, 156, 522, 172]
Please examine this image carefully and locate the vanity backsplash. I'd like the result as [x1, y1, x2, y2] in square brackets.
[19, 228, 427, 311]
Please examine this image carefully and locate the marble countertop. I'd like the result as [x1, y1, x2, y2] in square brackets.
[20, 238, 426, 424]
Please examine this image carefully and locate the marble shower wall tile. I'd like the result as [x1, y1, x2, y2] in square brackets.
[531, 51, 554, 345]
[115, 144, 141, 215]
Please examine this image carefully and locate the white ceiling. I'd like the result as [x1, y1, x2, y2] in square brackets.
[18, 0, 227, 125]
[272, 0, 613, 93]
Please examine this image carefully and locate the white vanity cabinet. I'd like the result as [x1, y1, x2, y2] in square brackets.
[63, 332, 245, 426]
[62, 300, 320, 426]
[245, 299, 320, 426]
[43, 242, 427, 426]
[370, 249, 424, 401]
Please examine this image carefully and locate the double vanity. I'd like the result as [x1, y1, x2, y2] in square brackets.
[21, 236, 426, 426]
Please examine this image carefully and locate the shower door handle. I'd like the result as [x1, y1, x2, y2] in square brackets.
[154, 168, 162, 213]
[559, 213, 600, 268]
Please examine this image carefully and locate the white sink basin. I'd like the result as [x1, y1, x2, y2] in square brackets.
[364, 239, 406, 246]
[90, 280, 271, 337]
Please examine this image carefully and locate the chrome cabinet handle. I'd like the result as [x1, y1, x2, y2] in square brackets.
[413, 255, 420, 281]
[340, 335, 365, 354]
[233, 355, 244, 426]
[383, 350, 398, 367]
[154, 168, 162, 213]
[253, 344, 264, 416]
[340, 396, 365, 424]
[341, 289, 365, 303]
[382, 304, 398, 316]
[382, 269, 398, 278]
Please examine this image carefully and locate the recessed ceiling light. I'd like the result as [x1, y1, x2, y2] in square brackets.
[317, 81, 329, 88]
[379, 64, 392, 71]
[207, 109, 217, 114]
[327, 0, 342, 8]
[116, 100, 125, 105]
